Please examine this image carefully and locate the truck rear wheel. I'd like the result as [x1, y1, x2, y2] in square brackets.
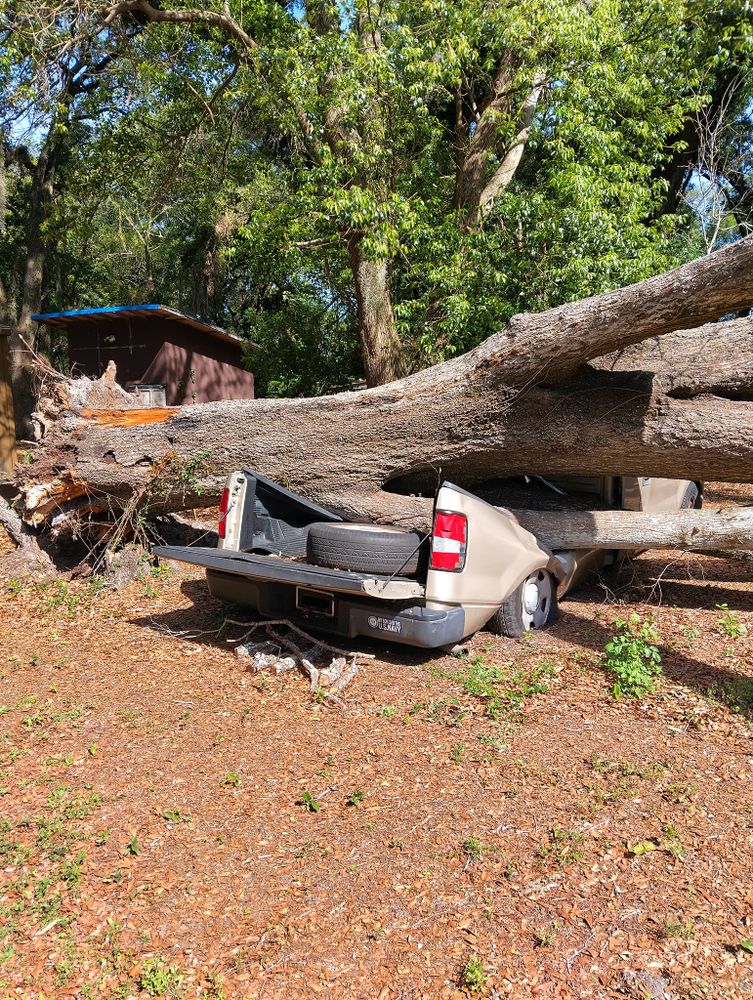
[488, 569, 558, 638]
[306, 522, 426, 577]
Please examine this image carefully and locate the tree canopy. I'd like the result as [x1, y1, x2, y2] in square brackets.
[2, 0, 752, 396]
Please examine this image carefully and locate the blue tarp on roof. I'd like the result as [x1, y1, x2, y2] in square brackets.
[32, 304, 246, 346]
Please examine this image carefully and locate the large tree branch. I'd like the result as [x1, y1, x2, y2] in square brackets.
[103, 0, 257, 51]
[472, 233, 753, 386]
[16, 370, 753, 534]
[514, 506, 753, 552]
[592, 316, 753, 399]
[476, 70, 546, 221]
[20, 237, 753, 529]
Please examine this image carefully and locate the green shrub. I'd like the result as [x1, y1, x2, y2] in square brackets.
[716, 604, 748, 639]
[604, 615, 662, 700]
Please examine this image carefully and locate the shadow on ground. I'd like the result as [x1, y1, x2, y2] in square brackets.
[131, 569, 753, 719]
[556, 605, 753, 718]
[130, 578, 437, 669]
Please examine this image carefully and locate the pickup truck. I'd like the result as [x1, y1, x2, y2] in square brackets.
[154, 469, 701, 649]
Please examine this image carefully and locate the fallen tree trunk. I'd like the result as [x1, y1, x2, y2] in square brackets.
[512, 506, 753, 551]
[16, 235, 753, 538]
[19, 370, 753, 531]
[592, 315, 753, 399]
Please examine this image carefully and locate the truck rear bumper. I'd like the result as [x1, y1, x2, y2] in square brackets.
[205, 568, 465, 649]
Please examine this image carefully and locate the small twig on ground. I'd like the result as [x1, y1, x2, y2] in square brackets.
[227, 618, 360, 703]
[565, 930, 596, 972]
[645, 557, 684, 605]
[330, 661, 360, 695]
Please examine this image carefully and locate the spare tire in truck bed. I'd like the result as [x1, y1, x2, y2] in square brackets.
[306, 522, 426, 577]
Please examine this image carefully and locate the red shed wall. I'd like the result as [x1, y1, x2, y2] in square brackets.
[142, 339, 255, 405]
[66, 316, 254, 404]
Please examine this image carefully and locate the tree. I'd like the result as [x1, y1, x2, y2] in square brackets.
[4, 1, 752, 405]
[93, 0, 753, 387]
[0, 1, 143, 429]
[17, 235, 753, 542]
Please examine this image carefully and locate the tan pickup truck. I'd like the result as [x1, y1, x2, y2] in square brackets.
[154, 470, 701, 648]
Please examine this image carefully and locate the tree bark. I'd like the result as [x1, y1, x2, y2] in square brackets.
[474, 71, 547, 223]
[454, 64, 545, 227]
[18, 235, 753, 538]
[591, 315, 753, 399]
[512, 506, 753, 552]
[15, 140, 58, 343]
[0, 155, 13, 328]
[347, 235, 403, 386]
[9, 138, 60, 438]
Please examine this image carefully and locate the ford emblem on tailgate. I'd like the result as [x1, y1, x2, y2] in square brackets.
[368, 615, 403, 635]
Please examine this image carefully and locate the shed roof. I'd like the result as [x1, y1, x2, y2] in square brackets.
[32, 304, 250, 348]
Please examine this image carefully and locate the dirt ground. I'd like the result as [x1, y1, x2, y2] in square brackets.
[1, 485, 752, 999]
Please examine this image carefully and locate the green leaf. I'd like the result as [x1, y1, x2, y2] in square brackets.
[628, 840, 658, 857]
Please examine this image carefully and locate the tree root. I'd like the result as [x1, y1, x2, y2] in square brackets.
[0, 497, 53, 570]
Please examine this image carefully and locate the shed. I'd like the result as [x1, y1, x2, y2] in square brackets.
[32, 304, 256, 406]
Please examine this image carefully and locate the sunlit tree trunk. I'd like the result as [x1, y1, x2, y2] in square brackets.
[347, 235, 403, 387]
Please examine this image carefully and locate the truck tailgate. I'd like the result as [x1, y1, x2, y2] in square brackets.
[153, 545, 424, 599]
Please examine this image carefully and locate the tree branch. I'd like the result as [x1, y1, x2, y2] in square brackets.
[591, 315, 753, 399]
[103, 0, 257, 52]
[481, 233, 753, 385]
[476, 70, 547, 221]
[454, 62, 516, 219]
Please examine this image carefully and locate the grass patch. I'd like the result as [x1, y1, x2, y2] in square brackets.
[459, 955, 487, 992]
[539, 827, 586, 868]
[460, 835, 488, 863]
[139, 955, 185, 996]
[661, 915, 696, 940]
[439, 655, 556, 718]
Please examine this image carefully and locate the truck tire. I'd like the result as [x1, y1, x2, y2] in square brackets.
[306, 522, 426, 577]
[487, 569, 558, 639]
[681, 482, 702, 509]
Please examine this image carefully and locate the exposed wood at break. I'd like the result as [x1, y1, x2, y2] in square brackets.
[22, 475, 93, 525]
[80, 407, 178, 427]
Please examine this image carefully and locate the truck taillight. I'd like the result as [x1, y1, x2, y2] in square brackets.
[430, 511, 467, 572]
[218, 487, 230, 539]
